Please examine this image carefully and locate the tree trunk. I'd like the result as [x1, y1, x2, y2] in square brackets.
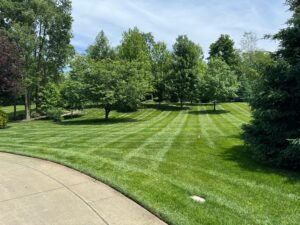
[35, 86, 40, 114]
[213, 101, 216, 111]
[24, 88, 31, 120]
[104, 105, 111, 120]
[13, 98, 17, 120]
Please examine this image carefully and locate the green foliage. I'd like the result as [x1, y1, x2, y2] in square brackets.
[116, 61, 152, 111]
[242, 61, 300, 169]
[0, 110, 8, 129]
[70, 57, 152, 118]
[202, 57, 238, 106]
[243, 0, 300, 170]
[274, 0, 300, 64]
[2, 0, 74, 119]
[118, 27, 151, 65]
[239, 38, 274, 101]
[40, 82, 62, 114]
[209, 34, 241, 70]
[284, 138, 300, 167]
[61, 77, 85, 111]
[46, 107, 63, 122]
[168, 35, 203, 107]
[151, 42, 172, 103]
[86, 30, 114, 60]
[82, 59, 120, 118]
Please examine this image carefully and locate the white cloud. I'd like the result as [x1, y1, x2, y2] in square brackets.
[71, 0, 291, 55]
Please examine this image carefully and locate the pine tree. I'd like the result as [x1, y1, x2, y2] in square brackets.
[242, 0, 300, 169]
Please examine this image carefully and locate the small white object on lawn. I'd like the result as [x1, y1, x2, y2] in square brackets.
[191, 195, 206, 203]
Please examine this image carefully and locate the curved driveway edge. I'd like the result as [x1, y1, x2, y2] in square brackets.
[0, 152, 167, 225]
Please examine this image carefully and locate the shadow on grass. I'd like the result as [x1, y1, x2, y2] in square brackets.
[7, 111, 25, 121]
[189, 110, 230, 115]
[222, 144, 300, 183]
[0, 126, 11, 130]
[6, 108, 35, 121]
[63, 114, 83, 120]
[60, 117, 138, 126]
[142, 103, 190, 111]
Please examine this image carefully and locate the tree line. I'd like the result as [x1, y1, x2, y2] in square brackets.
[0, 1, 272, 120]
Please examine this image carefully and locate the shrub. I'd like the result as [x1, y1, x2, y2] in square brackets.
[46, 108, 63, 122]
[0, 110, 8, 129]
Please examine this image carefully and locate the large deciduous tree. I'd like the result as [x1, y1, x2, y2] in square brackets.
[209, 34, 241, 71]
[242, 0, 300, 169]
[1, 0, 73, 120]
[203, 57, 238, 111]
[118, 27, 151, 64]
[70, 56, 152, 119]
[151, 42, 172, 104]
[169, 35, 202, 108]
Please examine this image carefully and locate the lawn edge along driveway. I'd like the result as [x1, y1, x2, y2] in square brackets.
[0, 152, 167, 225]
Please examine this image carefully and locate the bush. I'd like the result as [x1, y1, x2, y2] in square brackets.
[46, 108, 63, 122]
[0, 110, 8, 129]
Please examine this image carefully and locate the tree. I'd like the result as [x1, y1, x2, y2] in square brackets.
[209, 34, 241, 71]
[1, 0, 73, 119]
[142, 32, 155, 59]
[70, 57, 152, 119]
[117, 27, 153, 100]
[274, 0, 300, 65]
[239, 50, 273, 101]
[116, 61, 152, 112]
[242, 0, 300, 169]
[169, 35, 202, 108]
[238, 32, 274, 101]
[61, 77, 85, 113]
[39, 81, 62, 114]
[86, 30, 114, 60]
[203, 57, 238, 111]
[151, 42, 172, 104]
[0, 30, 22, 119]
[118, 27, 150, 64]
[80, 59, 119, 119]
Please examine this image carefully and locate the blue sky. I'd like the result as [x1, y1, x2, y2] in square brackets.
[71, 0, 291, 56]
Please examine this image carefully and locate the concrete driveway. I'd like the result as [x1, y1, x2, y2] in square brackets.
[0, 152, 167, 225]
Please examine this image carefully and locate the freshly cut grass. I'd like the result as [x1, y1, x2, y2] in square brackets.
[0, 103, 299, 225]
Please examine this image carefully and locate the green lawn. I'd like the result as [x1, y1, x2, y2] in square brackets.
[0, 103, 299, 225]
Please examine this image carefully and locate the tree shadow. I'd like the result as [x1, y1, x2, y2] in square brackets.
[189, 110, 230, 115]
[222, 144, 300, 184]
[7, 111, 25, 121]
[6, 108, 36, 121]
[142, 103, 190, 111]
[59, 117, 138, 126]
[62, 114, 83, 120]
[0, 126, 11, 130]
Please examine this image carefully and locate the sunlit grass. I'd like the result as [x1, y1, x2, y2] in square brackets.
[0, 103, 299, 225]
